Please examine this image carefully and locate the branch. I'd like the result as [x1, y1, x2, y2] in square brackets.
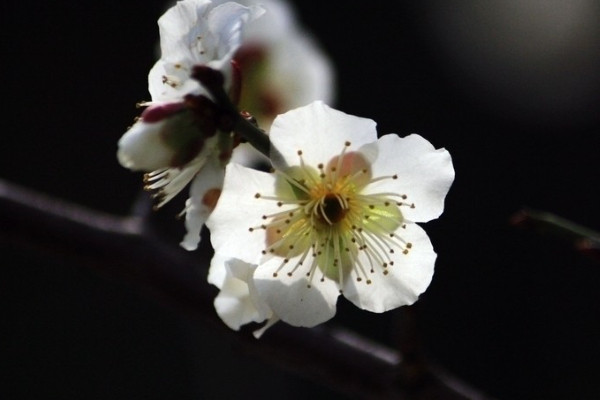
[510, 208, 600, 262]
[0, 178, 494, 399]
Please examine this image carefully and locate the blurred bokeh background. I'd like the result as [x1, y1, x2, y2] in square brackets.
[2, 1, 599, 398]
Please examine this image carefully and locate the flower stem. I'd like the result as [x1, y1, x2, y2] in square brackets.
[510, 207, 600, 262]
[192, 65, 284, 164]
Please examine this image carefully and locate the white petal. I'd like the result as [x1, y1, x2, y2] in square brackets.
[230, 142, 269, 168]
[148, 59, 203, 102]
[254, 259, 339, 327]
[158, 0, 212, 61]
[362, 134, 455, 223]
[267, 35, 335, 113]
[240, 0, 294, 43]
[206, 163, 280, 265]
[252, 315, 279, 339]
[269, 101, 377, 169]
[180, 156, 225, 251]
[208, 2, 264, 60]
[214, 259, 271, 330]
[343, 223, 436, 313]
[117, 120, 173, 171]
[207, 252, 229, 288]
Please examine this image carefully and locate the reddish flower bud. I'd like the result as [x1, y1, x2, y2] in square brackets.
[140, 102, 186, 123]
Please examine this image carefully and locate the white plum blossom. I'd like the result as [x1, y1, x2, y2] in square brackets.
[229, 0, 334, 128]
[149, 0, 264, 102]
[226, 0, 336, 166]
[207, 101, 454, 330]
[209, 255, 278, 337]
[118, 0, 262, 250]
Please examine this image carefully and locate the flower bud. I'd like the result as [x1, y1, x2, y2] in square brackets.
[118, 103, 211, 171]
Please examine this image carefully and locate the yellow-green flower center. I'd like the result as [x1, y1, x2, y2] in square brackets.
[250, 142, 415, 288]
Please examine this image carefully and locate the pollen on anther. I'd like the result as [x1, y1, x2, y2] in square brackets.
[277, 201, 283, 207]
[287, 272, 292, 277]
[366, 279, 372, 284]
[248, 228, 254, 232]
[297, 150, 303, 155]
[273, 272, 278, 277]
[406, 243, 413, 249]
[356, 277, 362, 282]
[318, 163, 324, 169]
[254, 193, 261, 198]
[383, 270, 389, 275]
[345, 141, 351, 146]
[392, 174, 398, 179]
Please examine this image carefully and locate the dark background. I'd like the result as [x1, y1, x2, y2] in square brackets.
[2, 1, 599, 399]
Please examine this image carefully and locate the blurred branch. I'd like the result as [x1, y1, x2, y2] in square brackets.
[1, 178, 493, 400]
[510, 207, 600, 262]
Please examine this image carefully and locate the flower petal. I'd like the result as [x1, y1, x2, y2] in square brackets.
[361, 133, 454, 223]
[269, 101, 377, 169]
[206, 163, 280, 265]
[208, 2, 264, 60]
[343, 223, 436, 313]
[148, 59, 203, 102]
[180, 155, 225, 250]
[117, 120, 174, 171]
[158, 0, 212, 62]
[214, 258, 271, 330]
[253, 260, 339, 327]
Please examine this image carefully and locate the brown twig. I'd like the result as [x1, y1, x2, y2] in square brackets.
[0, 178, 493, 399]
